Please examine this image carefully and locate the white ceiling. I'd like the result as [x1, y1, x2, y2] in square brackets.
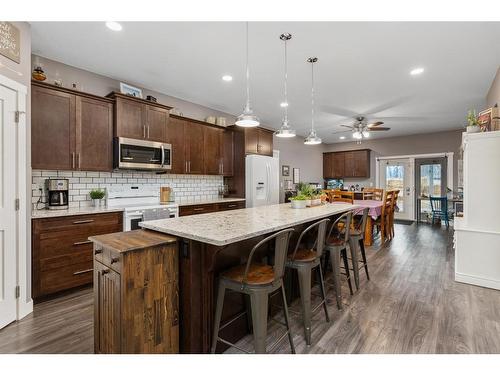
[31, 22, 500, 143]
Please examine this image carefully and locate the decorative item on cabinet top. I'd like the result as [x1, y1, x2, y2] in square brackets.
[119, 82, 143, 98]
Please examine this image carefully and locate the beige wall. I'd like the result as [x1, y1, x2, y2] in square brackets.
[323, 129, 463, 191]
[487, 67, 500, 107]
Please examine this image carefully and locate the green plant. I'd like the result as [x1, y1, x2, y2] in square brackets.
[290, 194, 307, 201]
[89, 188, 106, 200]
[466, 109, 479, 127]
[296, 182, 316, 198]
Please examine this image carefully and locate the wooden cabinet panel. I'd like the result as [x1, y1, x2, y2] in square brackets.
[216, 201, 245, 211]
[179, 200, 246, 216]
[114, 97, 145, 139]
[324, 150, 369, 178]
[77, 96, 113, 171]
[203, 126, 222, 175]
[323, 153, 333, 178]
[344, 151, 355, 177]
[243, 128, 274, 156]
[221, 130, 234, 176]
[185, 122, 204, 174]
[32, 84, 76, 170]
[245, 128, 259, 154]
[166, 116, 186, 174]
[258, 129, 273, 156]
[352, 150, 370, 177]
[146, 105, 168, 142]
[332, 152, 345, 178]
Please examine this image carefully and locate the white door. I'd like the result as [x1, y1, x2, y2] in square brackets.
[0, 84, 17, 329]
[379, 158, 414, 221]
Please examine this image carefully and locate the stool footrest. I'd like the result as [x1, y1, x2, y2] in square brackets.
[219, 310, 248, 331]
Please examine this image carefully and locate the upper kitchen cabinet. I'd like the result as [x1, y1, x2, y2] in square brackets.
[32, 82, 114, 171]
[165, 116, 187, 174]
[203, 125, 222, 175]
[243, 127, 274, 156]
[107, 92, 171, 142]
[221, 130, 234, 176]
[184, 121, 205, 174]
[323, 149, 370, 178]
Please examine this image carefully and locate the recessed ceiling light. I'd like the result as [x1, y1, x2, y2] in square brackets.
[280, 102, 288, 108]
[340, 136, 346, 140]
[410, 67, 424, 76]
[105, 22, 122, 31]
[222, 75, 233, 82]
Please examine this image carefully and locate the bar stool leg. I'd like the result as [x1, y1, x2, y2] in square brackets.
[297, 266, 312, 345]
[341, 248, 354, 295]
[280, 284, 296, 354]
[329, 249, 343, 310]
[316, 265, 330, 322]
[250, 291, 269, 354]
[359, 238, 370, 280]
[211, 282, 226, 353]
[348, 239, 360, 290]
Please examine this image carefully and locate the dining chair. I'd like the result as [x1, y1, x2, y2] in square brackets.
[211, 228, 295, 354]
[362, 188, 384, 201]
[389, 189, 400, 238]
[429, 196, 450, 229]
[285, 218, 330, 346]
[332, 191, 354, 204]
[375, 190, 395, 243]
[326, 189, 342, 202]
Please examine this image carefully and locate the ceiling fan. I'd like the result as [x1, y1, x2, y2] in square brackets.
[333, 116, 391, 140]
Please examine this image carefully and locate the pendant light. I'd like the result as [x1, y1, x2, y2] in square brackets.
[304, 57, 322, 145]
[235, 22, 260, 127]
[275, 33, 296, 138]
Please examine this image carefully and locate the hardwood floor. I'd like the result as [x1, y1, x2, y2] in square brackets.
[1, 223, 499, 354]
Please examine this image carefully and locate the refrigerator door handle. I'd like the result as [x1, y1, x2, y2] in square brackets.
[266, 163, 271, 204]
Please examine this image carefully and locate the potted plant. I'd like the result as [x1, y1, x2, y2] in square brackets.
[290, 194, 308, 209]
[466, 109, 481, 133]
[89, 188, 106, 208]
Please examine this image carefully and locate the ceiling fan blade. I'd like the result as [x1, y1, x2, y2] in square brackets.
[374, 116, 427, 121]
[340, 125, 354, 129]
[363, 96, 412, 116]
[320, 105, 359, 118]
[368, 127, 391, 131]
[332, 130, 352, 134]
[367, 121, 384, 127]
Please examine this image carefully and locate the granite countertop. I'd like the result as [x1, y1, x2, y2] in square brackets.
[31, 206, 124, 219]
[177, 197, 245, 206]
[140, 202, 358, 246]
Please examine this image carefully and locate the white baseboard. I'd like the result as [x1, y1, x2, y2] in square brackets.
[455, 272, 500, 290]
[17, 298, 33, 320]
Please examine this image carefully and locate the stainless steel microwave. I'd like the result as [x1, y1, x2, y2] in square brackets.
[114, 137, 171, 171]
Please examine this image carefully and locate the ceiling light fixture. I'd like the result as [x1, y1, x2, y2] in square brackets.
[362, 130, 370, 138]
[222, 75, 233, 82]
[105, 21, 122, 31]
[235, 22, 260, 128]
[275, 33, 296, 138]
[304, 57, 322, 145]
[410, 67, 424, 75]
[340, 136, 346, 140]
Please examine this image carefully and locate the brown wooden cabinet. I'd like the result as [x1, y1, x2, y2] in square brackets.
[165, 116, 187, 174]
[323, 149, 370, 178]
[185, 121, 205, 174]
[91, 230, 179, 354]
[221, 130, 234, 176]
[108, 92, 171, 142]
[243, 127, 274, 156]
[32, 82, 113, 172]
[31, 212, 123, 299]
[203, 126, 222, 175]
[179, 200, 245, 217]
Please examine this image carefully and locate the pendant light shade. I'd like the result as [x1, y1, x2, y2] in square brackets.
[304, 57, 321, 145]
[275, 33, 296, 138]
[236, 22, 260, 128]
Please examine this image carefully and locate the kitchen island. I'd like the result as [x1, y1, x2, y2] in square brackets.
[140, 202, 357, 353]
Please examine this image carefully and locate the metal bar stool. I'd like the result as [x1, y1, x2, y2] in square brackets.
[348, 207, 370, 289]
[285, 218, 330, 346]
[211, 228, 295, 354]
[324, 211, 353, 309]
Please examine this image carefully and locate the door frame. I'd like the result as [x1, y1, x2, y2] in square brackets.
[375, 152, 454, 221]
[0, 74, 31, 322]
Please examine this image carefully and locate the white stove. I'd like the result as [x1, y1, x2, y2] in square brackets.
[106, 185, 179, 231]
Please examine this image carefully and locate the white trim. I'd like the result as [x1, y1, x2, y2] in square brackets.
[455, 272, 500, 291]
[0, 74, 27, 94]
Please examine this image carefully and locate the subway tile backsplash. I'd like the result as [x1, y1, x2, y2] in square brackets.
[32, 170, 224, 210]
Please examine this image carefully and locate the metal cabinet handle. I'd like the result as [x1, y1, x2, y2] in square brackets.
[78, 153, 81, 169]
[111, 257, 119, 264]
[188, 161, 191, 172]
[193, 207, 204, 211]
[95, 249, 103, 254]
[73, 219, 94, 224]
[143, 125, 146, 139]
[101, 269, 109, 275]
[74, 240, 92, 246]
[72, 152, 75, 169]
[73, 269, 93, 276]
[228, 204, 237, 208]
[147, 125, 150, 139]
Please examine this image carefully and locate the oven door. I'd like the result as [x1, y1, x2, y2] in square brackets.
[125, 211, 144, 231]
[115, 137, 171, 171]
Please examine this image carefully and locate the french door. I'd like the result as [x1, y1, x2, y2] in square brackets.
[379, 158, 414, 221]
[415, 157, 447, 222]
[0, 83, 18, 329]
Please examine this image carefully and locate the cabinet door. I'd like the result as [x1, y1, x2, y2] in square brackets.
[94, 261, 121, 354]
[203, 126, 222, 175]
[257, 129, 273, 156]
[352, 150, 370, 177]
[32, 85, 76, 170]
[343, 151, 355, 177]
[145, 105, 168, 142]
[332, 152, 345, 178]
[165, 117, 186, 174]
[221, 130, 234, 176]
[115, 97, 145, 139]
[323, 153, 333, 178]
[185, 121, 204, 174]
[77, 96, 113, 171]
[245, 128, 259, 154]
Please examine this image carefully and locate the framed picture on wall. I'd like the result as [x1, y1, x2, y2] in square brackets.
[293, 168, 300, 184]
[282, 165, 290, 176]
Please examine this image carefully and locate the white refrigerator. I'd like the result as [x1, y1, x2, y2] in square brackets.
[245, 154, 280, 207]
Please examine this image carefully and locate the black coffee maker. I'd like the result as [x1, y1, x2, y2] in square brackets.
[47, 179, 69, 210]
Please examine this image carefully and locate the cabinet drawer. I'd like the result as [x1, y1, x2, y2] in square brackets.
[38, 260, 93, 296]
[40, 247, 93, 272]
[217, 201, 245, 211]
[34, 212, 122, 232]
[179, 203, 217, 217]
[94, 245, 122, 274]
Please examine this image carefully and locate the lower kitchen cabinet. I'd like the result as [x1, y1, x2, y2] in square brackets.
[179, 200, 245, 217]
[90, 230, 179, 354]
[31, 212, 123, 299]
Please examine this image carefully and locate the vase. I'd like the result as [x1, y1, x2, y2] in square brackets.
[92, 199, 103, 208]
[466, 125, 480, 133]
[291, 200, 307, 209]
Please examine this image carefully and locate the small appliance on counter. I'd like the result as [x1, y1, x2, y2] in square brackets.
[47, 178, 69, 210]
[218, 185, 229, 198]
[160, 186, 173, 203]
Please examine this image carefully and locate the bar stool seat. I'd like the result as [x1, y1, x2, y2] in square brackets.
[221, 264, 275, 286]
[288, 248, 317, 262]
